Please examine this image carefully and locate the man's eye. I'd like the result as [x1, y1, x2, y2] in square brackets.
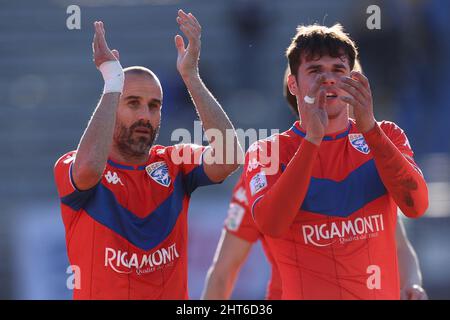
[128, 101, 139, 107]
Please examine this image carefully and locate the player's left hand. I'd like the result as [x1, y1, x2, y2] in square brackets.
[338, 71, 376, 133]
[401, 284, 429, 300]
[175, 9, 201, 79]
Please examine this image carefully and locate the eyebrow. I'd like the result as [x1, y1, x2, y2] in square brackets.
[305, 64, 322, 71]
[148, 98, 162, 106]
[305, 63, 347, 71]
[333, 63, 347, 69]
[124, 95, 141, 101]
[124, 96, 162, 105]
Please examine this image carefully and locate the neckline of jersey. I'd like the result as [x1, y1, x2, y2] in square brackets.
[291, 120, 352, 141]
[107, 159, 147, 171]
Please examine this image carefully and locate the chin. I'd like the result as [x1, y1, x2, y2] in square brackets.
[325, 103, 346, 120]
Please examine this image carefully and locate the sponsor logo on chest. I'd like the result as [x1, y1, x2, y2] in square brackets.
[146, 161, 171, 187]
[104, 243, 180, 275]
[301, 213, 385, 247]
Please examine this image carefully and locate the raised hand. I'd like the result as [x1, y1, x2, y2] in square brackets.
[174, 10, 201, 79]
[92, 21, 120, 69]
[338, 71, 375, 133]
[302, 75, 329, 145]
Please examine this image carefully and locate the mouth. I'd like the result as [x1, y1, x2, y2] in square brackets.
[325, 91, 338, 99]
[134, 127, 152, 135]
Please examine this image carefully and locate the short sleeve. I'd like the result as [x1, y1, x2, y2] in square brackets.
[54, 151, 79, 197]
[167, 143, 220, 195]
[54, 151, 99, 211]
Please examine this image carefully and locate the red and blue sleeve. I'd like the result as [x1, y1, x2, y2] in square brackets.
[54, 151, 99, 211]
[169, 144, 221, 195]
[363, 121, 428, 218]
[224, 174, 261, 243]
[243, 138, 319, 237]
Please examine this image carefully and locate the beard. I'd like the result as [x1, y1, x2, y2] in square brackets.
[114, 119, 160, 159]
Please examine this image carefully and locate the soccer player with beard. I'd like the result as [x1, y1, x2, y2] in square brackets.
[202, 65, 427, 300]
[54, 10, 242, 299]
[243, 24, 428, 299]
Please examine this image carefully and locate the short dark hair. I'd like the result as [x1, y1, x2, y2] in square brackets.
[286, 24, 358, 78]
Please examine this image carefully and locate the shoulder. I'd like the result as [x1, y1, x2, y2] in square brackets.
[378, 120, 405, 135]
[54, 150, 77, 171]
[247, 131, 291, 154]
[151, 143, 205, 169]
[153, 144, 204, 156]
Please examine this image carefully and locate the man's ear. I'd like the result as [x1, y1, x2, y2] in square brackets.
[287, 74, 299, 96]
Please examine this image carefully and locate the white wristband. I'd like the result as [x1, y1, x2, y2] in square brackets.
[99, 60, 124, 94]
[304, 95, 315, 104]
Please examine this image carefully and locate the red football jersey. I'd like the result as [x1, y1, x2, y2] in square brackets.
[244, 119, 423, 299]
[54, 144, 217, 299]
[224, 173, 282, 300]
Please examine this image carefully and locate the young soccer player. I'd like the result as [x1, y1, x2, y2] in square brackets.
[243, 24, 428, 299]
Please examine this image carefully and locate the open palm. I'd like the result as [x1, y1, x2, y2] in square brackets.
[174, 10, 201, 78]
[92, 21, 119, 68]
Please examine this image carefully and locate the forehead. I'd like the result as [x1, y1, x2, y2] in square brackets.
[122, 74, 163, 100]
[299, 54, 350, 70]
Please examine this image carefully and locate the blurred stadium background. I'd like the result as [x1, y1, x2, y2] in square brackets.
[0, 0, 449, 299]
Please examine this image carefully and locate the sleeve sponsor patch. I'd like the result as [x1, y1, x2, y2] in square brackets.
[249, 172, 267, 196]
[233, 186, 248, 205]
[225, 203, 245, 231]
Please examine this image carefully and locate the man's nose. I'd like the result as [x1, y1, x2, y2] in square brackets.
[137, 105, 152, 122]
[321, 72, 337, 85]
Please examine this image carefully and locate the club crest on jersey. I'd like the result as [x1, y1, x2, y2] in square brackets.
[349, 134, 370, 154]
[146, 161, 171, 187]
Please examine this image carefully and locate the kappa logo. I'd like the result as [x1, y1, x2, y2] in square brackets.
[63, 154, 75, 164]
[349, 134, 370, 154]
[105, 171, 124, 185]
[146, 161, 171, 187]
[247, 158, 265, 173]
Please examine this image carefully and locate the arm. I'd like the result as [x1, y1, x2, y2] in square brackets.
[201, 230, 253, 300]
[249, 75, 327, 237]
[72, 21, 124, 190]
[339, 71, 428, 218]
[363, 123, 428, 218]
[396, 217, 428, 300]
[250, 140, 319, 237]
[175, 10, 243, 183]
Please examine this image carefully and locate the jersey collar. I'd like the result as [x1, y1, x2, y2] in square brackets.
[291, 120, 352, 141]
[107, 159, 147, 171]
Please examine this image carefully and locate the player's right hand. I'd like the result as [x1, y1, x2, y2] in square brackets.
[303, 74, 328, 145]
[92, 21, 120, 68]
